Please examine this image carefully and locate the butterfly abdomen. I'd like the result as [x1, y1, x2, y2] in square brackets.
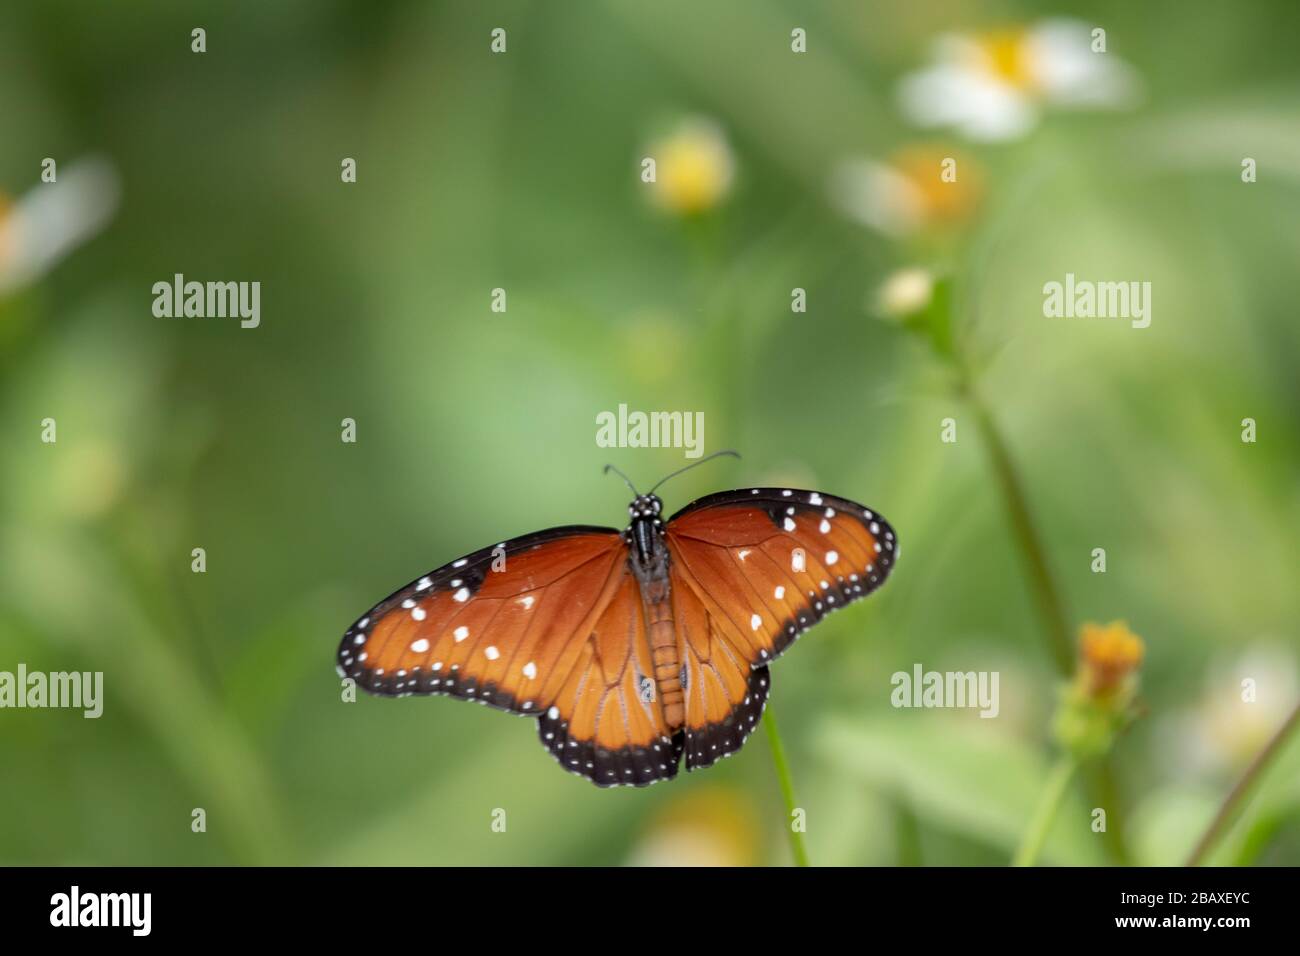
[645, 599, 684, 730]
[626, 514, 685, 732]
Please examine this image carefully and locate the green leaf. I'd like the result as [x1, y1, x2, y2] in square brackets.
[819, 715, 1108, 865]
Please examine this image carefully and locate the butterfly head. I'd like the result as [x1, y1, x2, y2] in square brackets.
[629, 494, 663, 522]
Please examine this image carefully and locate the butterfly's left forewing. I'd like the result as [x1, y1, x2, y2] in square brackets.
[338, 526, 627, 716]
[339, 523, 683, 787]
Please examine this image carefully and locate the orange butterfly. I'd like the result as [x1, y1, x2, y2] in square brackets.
[337, 458, 897, 787]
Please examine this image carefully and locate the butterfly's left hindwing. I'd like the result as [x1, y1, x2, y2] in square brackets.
[537, 566, 682, 788]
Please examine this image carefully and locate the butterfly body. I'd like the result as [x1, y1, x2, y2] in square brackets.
[623, 493, 685, 729]
[338, 487, 897, 787]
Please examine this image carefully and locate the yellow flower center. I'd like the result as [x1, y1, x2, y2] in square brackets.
[890, 145, 981, 226]
[974, 29, 1038, 90]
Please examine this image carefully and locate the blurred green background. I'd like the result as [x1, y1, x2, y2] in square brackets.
[2, 0, 1298, 866]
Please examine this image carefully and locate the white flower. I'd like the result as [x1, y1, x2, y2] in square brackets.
[0, 156, 120, 296]
[898, 20, 1140, 141]
[830, 158, 928, 237]
[828, 145, 981, 238]
[1160, 644, 1298, 779]
[875, 267, 934, 319]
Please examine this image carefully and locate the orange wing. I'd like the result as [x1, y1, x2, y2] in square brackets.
[337, 524, 682, 787]
[664, 488, 897, 769]
[337, 526, 627, 716]
[537, 566, 683, 787]
[670, 563, 771, 770]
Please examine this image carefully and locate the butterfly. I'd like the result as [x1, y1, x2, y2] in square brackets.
[336, 454, 897, 788]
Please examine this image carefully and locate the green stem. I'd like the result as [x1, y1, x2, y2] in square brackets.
[895, 799, 923, 866]
[1185, 699, 1300, 866]
[959, 374, 1130, 863]
[1012, 754, 1078, 867]
[763, 704, 809, 867]
[964, 386, 1073, 675]
[1089, 758, 1131, 864]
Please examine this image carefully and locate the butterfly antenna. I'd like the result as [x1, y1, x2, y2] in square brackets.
[648, 449, 741, 496]
[603, 463, 640, 497]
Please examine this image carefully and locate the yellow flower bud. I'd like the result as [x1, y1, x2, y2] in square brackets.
[1078, 620, 1145, 698]
[1053, 621, 1145, 757]
[647, 118, 735, 216]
